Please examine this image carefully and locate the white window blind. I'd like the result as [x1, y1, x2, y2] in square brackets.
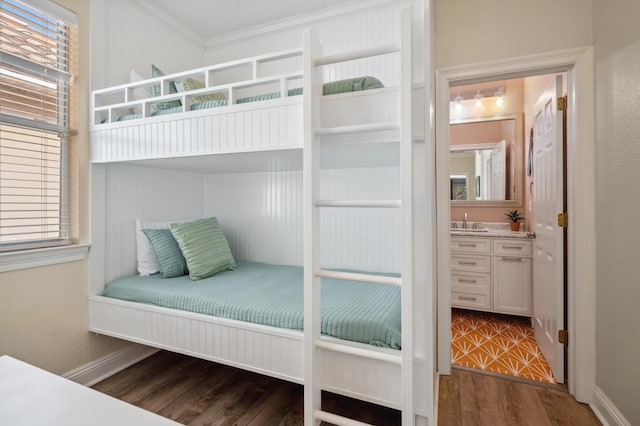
[0, 0, 76, 251]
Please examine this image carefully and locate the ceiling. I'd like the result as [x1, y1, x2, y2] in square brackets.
[139, 0, 357, 41]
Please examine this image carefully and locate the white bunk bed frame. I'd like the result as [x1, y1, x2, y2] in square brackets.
[89, 7, 428, 425]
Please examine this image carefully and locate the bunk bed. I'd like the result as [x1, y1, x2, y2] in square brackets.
[89, 8, 426, 424]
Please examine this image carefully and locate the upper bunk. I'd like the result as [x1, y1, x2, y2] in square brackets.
[89, 45, 402, 165]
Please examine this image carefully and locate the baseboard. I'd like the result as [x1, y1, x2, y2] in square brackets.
[63, 344, 159, 386]
[590, 386, 631, 426]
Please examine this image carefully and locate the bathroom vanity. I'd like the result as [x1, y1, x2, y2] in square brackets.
[451, 226, 533, 316]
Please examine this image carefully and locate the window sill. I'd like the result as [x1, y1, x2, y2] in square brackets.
[0, 244, 90, 273]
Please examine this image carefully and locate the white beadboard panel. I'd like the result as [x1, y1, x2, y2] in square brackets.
[103, 164, 205, 283]
[90, 101, 303, 163]
[316, 7, 401, 88]
[205, 170, 304, 267]
[204, 6, 401, 88]
[89, 296, 304, 384]
[205, 167, 400, 273]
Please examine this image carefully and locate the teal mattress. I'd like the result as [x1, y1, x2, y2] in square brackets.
[102, 261, 401, 349]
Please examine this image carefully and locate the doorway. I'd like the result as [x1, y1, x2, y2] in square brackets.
[434, 47, 596, 403]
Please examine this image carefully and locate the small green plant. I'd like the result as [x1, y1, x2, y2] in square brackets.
[505, 209, 524, 223]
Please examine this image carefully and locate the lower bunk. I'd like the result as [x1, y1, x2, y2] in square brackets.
[89, 261, 404, 409]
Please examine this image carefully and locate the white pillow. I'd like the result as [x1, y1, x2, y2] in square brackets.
[136, 218, 198, 275]
[129, 69, 154, 113]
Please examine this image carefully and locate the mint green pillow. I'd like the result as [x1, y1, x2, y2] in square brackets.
[174, 77, 227, 103]
[170, 218, 236, 281]
[142, 229, 188, 278]
[151, 64, 182, 110]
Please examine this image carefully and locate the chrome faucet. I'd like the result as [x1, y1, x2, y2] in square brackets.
[463, 212, 468, 229]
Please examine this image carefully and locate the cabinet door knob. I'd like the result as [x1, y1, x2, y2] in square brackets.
[459, 261, 477, 265]
[458, 278, 477, 283]
[459, 296, 477, 301]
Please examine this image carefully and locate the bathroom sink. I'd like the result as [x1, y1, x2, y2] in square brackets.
[451, 228, 489, 233]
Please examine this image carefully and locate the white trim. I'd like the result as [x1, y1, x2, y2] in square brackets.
[435, 47, 596, 403]
[62, 344, 159, 387]
[591, 386, 632, 426]
[0, 244, 89, 273]
[205, 0, 410, 48]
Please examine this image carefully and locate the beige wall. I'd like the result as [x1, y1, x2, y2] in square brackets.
[435, 0, 593, 67]
[0, 0, 128, 375]
[593, 0, 640, 423]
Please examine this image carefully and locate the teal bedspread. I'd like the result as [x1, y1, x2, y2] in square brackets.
[102, 261, 401, 349]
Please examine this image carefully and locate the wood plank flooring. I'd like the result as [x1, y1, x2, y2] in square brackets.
[92, 350, 599, 425]
[92, 350, 400, 425]
[438, 368, 601, 426]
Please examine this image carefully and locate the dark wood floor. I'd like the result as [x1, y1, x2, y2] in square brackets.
[438, 368, 601, 426]
[92, 350, 599, 425]
[92, 350, 400, 425]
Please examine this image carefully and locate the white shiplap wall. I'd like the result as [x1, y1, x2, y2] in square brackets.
[204, 6, 401, 88]
[205, 167, 400, 273]
[102, 164, 205, 283]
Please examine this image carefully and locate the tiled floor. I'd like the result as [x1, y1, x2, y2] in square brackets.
[451, 309, 557, 384]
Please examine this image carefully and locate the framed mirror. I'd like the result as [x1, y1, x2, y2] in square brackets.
[450, 114, 523, 207]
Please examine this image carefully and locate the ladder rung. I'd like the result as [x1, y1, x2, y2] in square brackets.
[315, 199, 400, 208]
[315, 340, 402, 364]
[315, 121, 399, 137]
[314, 43, 401, 67]
[315, 410, 373, 426]
[316, 269, 401, 287]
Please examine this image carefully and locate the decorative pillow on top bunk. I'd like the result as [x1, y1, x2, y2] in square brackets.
[174, 78, 227, 104]
[322, 76, 384, 95]
[170, 217, 237, 281]
[151, 64, 182, 110]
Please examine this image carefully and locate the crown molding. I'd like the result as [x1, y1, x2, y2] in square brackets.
[133, 0, 206, 49]
[205, 0, 409, 48]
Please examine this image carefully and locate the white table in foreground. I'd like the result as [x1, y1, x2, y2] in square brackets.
[0, 355, 179, 426]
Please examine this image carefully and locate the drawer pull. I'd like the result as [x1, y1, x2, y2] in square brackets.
[458, 243, 477, 247]
[458, 278, 477, 283]
[459, 261, 477, 265]
[459, 296, 477, 301]
[502, 245, 522, 250]
[502, 257, 523, 262]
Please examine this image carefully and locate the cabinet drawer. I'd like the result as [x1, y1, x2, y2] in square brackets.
[451, 237, 491, 254]
[452, 272, 490, 294]
[451, 254, 491, 273]
[452, 292, 490, 310]
[493, 238, 532, 256]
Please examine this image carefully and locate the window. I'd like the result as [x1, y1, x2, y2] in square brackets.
[0, 0, 76, 251]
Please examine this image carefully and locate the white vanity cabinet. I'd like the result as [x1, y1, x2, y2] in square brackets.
[451, 235, 532, 316]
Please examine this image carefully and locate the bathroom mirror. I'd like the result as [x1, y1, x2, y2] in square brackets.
[450, 114, 523, 207]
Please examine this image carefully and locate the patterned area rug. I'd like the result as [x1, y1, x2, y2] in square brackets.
[451, 309, 557, 384]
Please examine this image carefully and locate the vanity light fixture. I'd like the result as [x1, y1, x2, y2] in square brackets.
[495, 87, 504, 107]
[474, 90, 484, 111]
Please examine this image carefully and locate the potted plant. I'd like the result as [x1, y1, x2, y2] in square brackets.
[505, 209, 524, 231]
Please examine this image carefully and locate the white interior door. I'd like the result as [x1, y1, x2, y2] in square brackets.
[532, 75, 565, 383]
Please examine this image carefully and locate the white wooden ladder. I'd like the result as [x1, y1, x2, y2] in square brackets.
[302, 7, 413, 425]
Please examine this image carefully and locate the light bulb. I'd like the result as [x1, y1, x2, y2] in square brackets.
[454, 93, 463, 112]
[495, 88, 504, 107]
[474, 90, 484, 111]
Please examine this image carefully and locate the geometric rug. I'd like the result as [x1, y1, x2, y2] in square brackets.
[451, 309, 557, 384]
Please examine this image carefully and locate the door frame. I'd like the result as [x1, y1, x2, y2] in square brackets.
[435, 47, 595, 403]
